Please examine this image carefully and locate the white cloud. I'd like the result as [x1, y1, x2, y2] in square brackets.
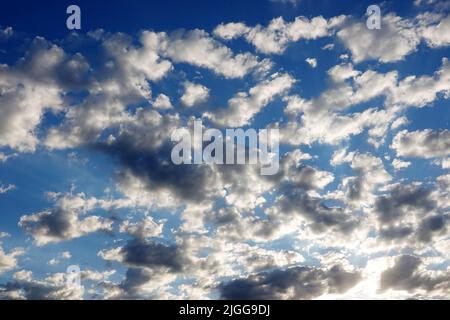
[152, 93, 173, 110]
[338, 12, 450, 64]
[392, 129, 450, 159]
[421, 13, 450, 47]
[214, 15, 347, 54]
[0, 38, 70, 151]
[305, 57, 317, 68]
[207, 73, 294, 126]
[119, 217, 164, 240]
[180, 81, 210, 107]
[392, 158, 411, 170]
[150, 29, 261, 78]
[442, 158, 450, 169]
[338, 14, 420, 63]
[0, 183, 15, 194]
[0, 246, 23, 275]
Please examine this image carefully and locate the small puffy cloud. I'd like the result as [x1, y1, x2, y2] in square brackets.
[152, 94, 172, 110]
[180, 81, 210, 107]
[442, 158, 450, 169]
[119, 217, 163, 240]
[0, 183, 15, 194]
[0, 27, 13, 40]
[392, 129, 450, 159]
[305, 57, 317, 68]
[0, 152, 16, 163]
[207, 73, 294, 126]
[48, 251, 72, 266]
[213, 22, 250, 40]
[0, 246, 24, 275]
[0, 232, 10, 238]
[392, 158, 411, 170]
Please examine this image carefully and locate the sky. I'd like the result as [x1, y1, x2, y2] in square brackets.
[0, 0, 450, 299]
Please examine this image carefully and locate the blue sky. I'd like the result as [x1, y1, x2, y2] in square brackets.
[0, 0, 450, 299]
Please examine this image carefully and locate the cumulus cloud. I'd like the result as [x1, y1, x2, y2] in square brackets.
[0, 268, 113, 300]
[338, 12, 450, 64]
[220, 264, 361, 299]
[373, 183, 449, 244]
[100, 239, 188, 272]
[392, 158, 411, 170]
[392, 129, 450, 159]
[0, 246, 23, 275]
[338, 14, 420, 63]
[305, 57, 317, 68]
[152, 29, 262, 78]
[207, 73, 294, 126]
[0, 37, 84, 151]
[19, 193, 114, 246]
[281, 58, 450, 147]
[180, 81, 210, 107]
[380, 255, 450, 294]
[152, 93, 173, 110]
[214, 15, 347, 54]
[421, 13, 450, 47]
[47, 251, 72, 266]
[2, 7, 450, 300]
[119, 217, 163, 240]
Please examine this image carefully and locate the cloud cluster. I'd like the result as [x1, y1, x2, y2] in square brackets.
[214, 15, 346, 54]
[1, 6, 450, 300]
[19, 193, 114, 246]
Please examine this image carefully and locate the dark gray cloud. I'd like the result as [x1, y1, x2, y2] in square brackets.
[219, 265, 361, 299]
[375, 185, 435, 224]
[277, 186, 358, 233]
[380, 255, 450, 293]
[97, 140, 219, 203]
[19, 206, 113, 246]
[417, 215, 448, 243]
[120, 239, 187, 272]
[0, 272, 83, 300]
[374, 184, 448, 243]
